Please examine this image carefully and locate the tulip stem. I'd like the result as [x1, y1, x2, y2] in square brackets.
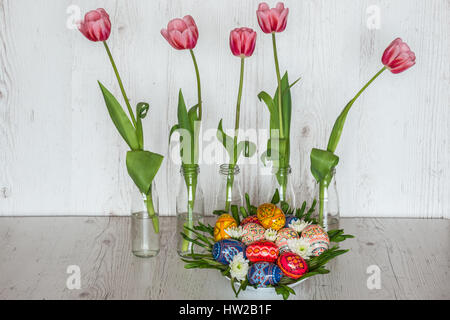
[233, 57, 245, 164]
[189, 49, 202, 121]
[327, 66, 387, 153]
[103, 41, 137, 127]
[224, 57, 245, 212]
[352, 66, 387, 104]
[272, 33, 284, 139]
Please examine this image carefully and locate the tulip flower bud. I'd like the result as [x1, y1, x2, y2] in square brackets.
[256, 2, 289, 34]
[161, 15, 199, 50]
[382, 38, 416, 74]
[229, 27, 257, 58]
[78, 8, 111, 42]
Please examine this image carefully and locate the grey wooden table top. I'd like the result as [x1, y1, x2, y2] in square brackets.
[0, 217, 448, 300]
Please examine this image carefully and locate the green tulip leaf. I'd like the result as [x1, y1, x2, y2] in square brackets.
[169, 124, 180, 144]
[188, 104, 199, 131]
[259, 72, 293, 170]
[177, 90, 192, 133]
[98, 81, 139, 150]
[273, 72, 292, 140]
[216, 119, 234, 159]
[126, 150, 164, 195]
[310, 148, 339, 185]
[136, 102, 149, 150]
[326, 100, 353, 153]
[257, 91, 276, 116]
[237, 140, 256, 158]
[171, 90, 198, 165]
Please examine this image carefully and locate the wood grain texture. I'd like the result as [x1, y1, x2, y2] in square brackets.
[0, 216, 448, 300]
[0, 0, 448, 217]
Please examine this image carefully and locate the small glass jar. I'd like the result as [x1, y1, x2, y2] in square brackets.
[176, 165, 205, 256]
[214, 164, 243, 213]
[269, 165, 296, 208]
[314, 169, 340, 231]
[130, 182, 160, 258]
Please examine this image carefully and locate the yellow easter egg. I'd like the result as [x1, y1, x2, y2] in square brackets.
[257, 203, 286, 231]
[214, 214, 238, 242]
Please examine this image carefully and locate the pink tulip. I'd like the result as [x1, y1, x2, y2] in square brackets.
[256, 2, 289, 34]
[161, 15, 199, 50]
[382, 38, 416, 74]
[78, 8, 111, 42]
[230, 28, 257, 57]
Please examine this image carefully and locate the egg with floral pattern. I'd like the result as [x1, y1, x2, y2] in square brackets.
[277, 252, 308, 279]
[213, 239, 246, 265]
[247, 262, 283, 287]
[214, 214, 238, 242]
[246, 241, 279, 263]
[275, 227, 299, 252]
[241, 223, 265, 245]
[301, 224, 330, 256]
[240, 215, 261, 226]
[257, 203, 286, 231]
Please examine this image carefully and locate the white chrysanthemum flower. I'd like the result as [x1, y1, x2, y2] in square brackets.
[230, 252, 249, 281]
[287, 238, 313, 259]
[289, 219, 312, 233]
[264, 228, 278, 242]
[225, 226, 244, 240]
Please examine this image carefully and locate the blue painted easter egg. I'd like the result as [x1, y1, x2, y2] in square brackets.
[213, 239, 246, 265]
[247, 262, 283, 287]
[284, 215, 299, 228]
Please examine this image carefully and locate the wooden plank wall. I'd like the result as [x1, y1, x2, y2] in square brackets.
[0, 0, 448, 217]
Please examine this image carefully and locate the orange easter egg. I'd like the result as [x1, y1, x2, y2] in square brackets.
[214, 214, 238, 242]
[257, 203, 286, 231]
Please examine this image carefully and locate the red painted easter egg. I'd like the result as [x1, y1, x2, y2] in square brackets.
[246, 241, 279, 263]
[277, 252, 308, 279]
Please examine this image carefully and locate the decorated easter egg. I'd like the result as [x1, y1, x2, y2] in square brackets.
[214, 214, 238, 242]
[277, 252, 308, 279]
[240, 215, 261, 226]
[241, 223, 266, 245]
[246, 241, 279, 263]
[257, 203, 286, 231]
[213, 239, 246, 265]
[248, 262, 283, 287]
[275, 228, 299, 252]
[284, 215, 299, 228]
[301, 225, 330, 256]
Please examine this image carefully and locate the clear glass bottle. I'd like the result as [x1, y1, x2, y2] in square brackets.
[269, 165, 296, 208]
[214, 164, 243, 213]
[176, 165, 205, 256]
[130, 181, 160, 258]
[315, 169, 340, 231]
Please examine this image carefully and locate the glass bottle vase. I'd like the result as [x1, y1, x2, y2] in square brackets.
[315, 169, 340, 231]
[176, 165, 205, 256]
[130, 182, 160, 258]
[214, 164, 243, 213]
[269, 165, 296, 208]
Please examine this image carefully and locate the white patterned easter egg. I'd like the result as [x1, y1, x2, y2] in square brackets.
[241, 223, 266, 246]
[301, 225, 330, 256]
[275, 227, 299, 252]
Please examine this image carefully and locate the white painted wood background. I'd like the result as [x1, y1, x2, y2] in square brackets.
[0, 0, 448, 217]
